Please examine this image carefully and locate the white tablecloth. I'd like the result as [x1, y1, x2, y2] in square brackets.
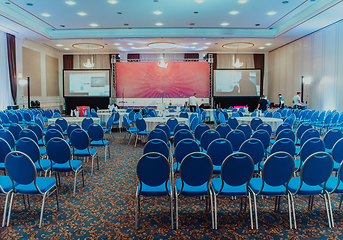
[144, 117, 190, 131]
[236, 117, 283, 131]
[97, 112, 126, 128]
[48, 117, 100, 126]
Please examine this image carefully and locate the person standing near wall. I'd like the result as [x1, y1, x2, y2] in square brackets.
[292, 92, 302, 109]
[279, 94, 284, 109]
[189, 93, 198, 112]
[257, 95, 268, 112]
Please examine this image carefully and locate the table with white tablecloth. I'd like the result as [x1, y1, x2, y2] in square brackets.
[48, 117, 100, 126]
[235, 117, 283, 131]
[144, 117, 190, 131]
[97, 112, 127, 128]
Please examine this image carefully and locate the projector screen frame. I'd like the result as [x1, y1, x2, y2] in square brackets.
[63, 69, 111, 98]
[213, 68, 263, 97]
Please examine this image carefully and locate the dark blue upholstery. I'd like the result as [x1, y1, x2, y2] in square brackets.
[236, 124, 252, 139]
[226, 129, 246, 152]
[216, 124, 232, 138]
[200, 129, 220, 151]
[250, 118, 263, 131]
[143, 139, 169, 159]
[207, 138, 233, 173]
[194, 123, 210, 141]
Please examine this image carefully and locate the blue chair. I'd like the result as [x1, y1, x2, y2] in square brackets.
[46, 137, 84, 197]
[239, 138, 265, 173]
[55, 118, 68, 135]
[5, 151, 59, 228]
[190, 117, 199, 132]
[8, 123, 23, 141]
[45, 129, 64, 145]
[276, 129, 296, 143]
[0, 129, 15, 150]
[218, 113, 228, 124]
[269, 138, 296, 157]
[0, 137, 11, 173]
[148, 128, 169, 145]
[226, 129, 246, 152]
[134, 113, 143, 121]
[249, 152, 295, 229]
[284, 116, 295, 128]
[236, 124, 252, 139]
[207, 138, 233, 174]
[123, 116, 138, 146]
[216, 124, 232, 138]
[81, 117, 93, 131]
[128, 111, 135, 124]
[52, 113, 61, 118]
[299, 128, 320, 147]
[0, 173, 14, 227]
[295, 123, 312, 145]
[200, 129, 220, 153]
[212, 152, 254, 229]
[0, 112, 11, 127]
[88, 123, 110, 162]
[323, 129, 342, 154]
[251, 129, 271, 151]
[265, 112, 273, 117]
[70, 129, 98, 176]
[331, 138, 343, 171]
[47, 123, 63, 134]
[143, 139, 169, 160]
[155, 123, 171, 139]
[166, 118, 178, 136]
[272, 112, 282, 119]
[232, 112, 240, 118]
[102, 115, 114, 139]
[19, 129, 47, 157]
[174, 123, 190, 134]
[112, 112, 121, 133]
[179, 112, 188, 118]
[194, 123, 210, 144]
[173, 129, 193, 148]
[250, 118, 263, 131]
[296, 137, 325, 172]
[173, 139, 200, 173]
[256, 123, 272, 136]
[274, 123, 292, 136]
[228, 117, 239, 129]
[175, 152, 214, 229]
[135, 152, 173, 229]
[135, 118, 150, 147]
[288, 152, 334, 228]
[28, 123, 45, 147]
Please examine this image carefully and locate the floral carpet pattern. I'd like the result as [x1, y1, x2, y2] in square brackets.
[1, 131, 343, 239]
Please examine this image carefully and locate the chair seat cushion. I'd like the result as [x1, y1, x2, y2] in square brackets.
[249, 178, 287, 195]
[74, 148, 97, 157]
[325, 148, 332, 154]
[175, 178, 210, 196]
[16, 177, 56, 194]
[35, 159, 52, 171]
[212, 178, 247, 195]
[52, 160, 82, 172]
[138, 130, 150, 135]
[0, 162, 5, 171]
[90, 140, 109, 146]
[137, 181, 171, 196]
[333, 161, 341, 171]
[294, 160, 301, 171]
[0, 176, 16, 192]
[40, 148, 47, 156]
[38, 139, 45, 147]
[288, 177, 323, 195]
[213, 165, 221, 174]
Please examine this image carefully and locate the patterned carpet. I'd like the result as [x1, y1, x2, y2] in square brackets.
[2, 130, 343, 239]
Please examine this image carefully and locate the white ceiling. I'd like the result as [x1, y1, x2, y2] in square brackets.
[0, 0, 342, 54]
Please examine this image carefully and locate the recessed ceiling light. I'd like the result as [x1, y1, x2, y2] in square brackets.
[64, 48, 70, 50]
[265, 43, 272, 46]
[156, 22, 163, 26]
[221, 23, 229, 26]
[90, 23, 98, 27]
[56, 44, 63, 47]
[65, 1, 76, 5]
[238, 0, 247, 3]
[153, 11, 162, 15]
[267, 11, 277, 15]
[41, 13, 51, 17]
[230, 11, 239, 15]
[127, 43, 134, 45]
[259, 47, 265, 49]
[114, 43, 120, 45]
[192, 42, 198, 45]
[205, 42, 212, 45]
[108, 0, 118, 3]
[78, 12, 87, 16]
[196, 0, 204, 3]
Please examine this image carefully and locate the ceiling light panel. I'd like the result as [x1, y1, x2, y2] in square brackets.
[65, 1, 76, 5]
[78, 12, 87, 16]
[153, 11, 162, 15]
[41, 13, 50, 17]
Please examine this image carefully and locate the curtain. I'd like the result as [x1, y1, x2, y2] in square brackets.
[184, 53, 199, 61]
[63, 55, 73, 69]
[236, 54, 254, 68]
[253, 54, 265, 91]
[73, 54, 111, 69]
[6, 33, 16, 104]
[0, 31, 13, 110]
[216, 54, 234, 68]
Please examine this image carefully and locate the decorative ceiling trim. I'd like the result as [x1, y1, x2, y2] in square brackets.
[72, 43, 105, 50]
[222, 42, 254, 49]
[147, 42, 177, 49]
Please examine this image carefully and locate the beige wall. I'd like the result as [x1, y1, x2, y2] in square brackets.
[22, 47, 41, 96]
[268, 20, 343, 112]
[45, 55, 59, 96]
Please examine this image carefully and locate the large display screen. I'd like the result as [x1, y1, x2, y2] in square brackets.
[213, 69, 261, 97]
[63, 69, 110, 97]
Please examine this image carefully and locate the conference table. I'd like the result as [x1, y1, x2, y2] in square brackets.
[48, 117, 100, 126]
[236, 117, 283, 131]
[144, 117, 190, 131]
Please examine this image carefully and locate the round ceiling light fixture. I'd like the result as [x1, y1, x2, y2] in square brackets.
[72, 43, 105, 50]
[147, 42, 177, 49]
[222, 42, 254, 49]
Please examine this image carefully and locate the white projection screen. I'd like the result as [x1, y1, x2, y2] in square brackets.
[213, 69, 262, 97]
[63, 69, 111, 97]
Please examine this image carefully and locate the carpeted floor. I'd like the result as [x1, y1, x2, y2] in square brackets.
[1, 130, 343, 239]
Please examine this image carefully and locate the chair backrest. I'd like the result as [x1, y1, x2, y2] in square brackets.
[265, 112, 273, 117]
[275, 123, 292, 136]
[52, 113, 61, 118]
[19, 129, 39, 144]
[200, 110, 207, 122]
[256, 123, 272, 136]
[70, 129, 90, 150]
[219, 153, 254, 191]
[143, 139, 169, 159]
[310, 111, 320, 122]
[239, 138, 265, 165]
[46, 137, 71, 165]
[28, 123, 43, 141]
[300, 128, 320, 147]
[296, 123, 312, 140]
[123, 115, 130, 130]
[16, 137, 40, 163]
[67, 124, 81, 139]
[8, 113, 19, 123]
[324, 113, 333, 124]
[45, 129, 64, 144]
[174, 123, 190, 133]
[332, 138, 343, 164]
[190, 117, 199, 131]
[251, 129, 270, 150]
[250, 117, 263, 131]
[179, 152, 212, 190]
[232, 112, 240, 117]
[218, 113, 226, 124]
[136, 153, 169, 193]
[128, 111, 135, 121]
[55, 118, 68, 131]
[207, 138, 233, 167]
[113, 112, 120, 122]
[148, 129, 168, 144]
[155, 123, 170, 138]
[134, 113, 143, 121]
[47, 123, 63, 134]
[174, 139, 200, 164]
[166, 118, 178, 133]
[23, 112, 32, 122]
[324, 129, 343, 150]
[272, 112, 282, 119]
[281, 109, 288, 117]
[0, 137, 11, 164]
[194, 123, 210, 141]
[236, 124, 252, 139]
[301, 152, 333, 187]
[0, 129, 15, 149]
[81, 117, 94, 130]
[179, 112, 188, 118]
[284, 116, 295, 127]
[317, 111, 326, 122]
[271, 138, 296, 156]
[261, 152, 294, 190]
[87, 123, 104, 141]
[331, 113, 339, 124]
[174, 129, 193, 147]
[9, 123, 23, 141]
[135, 118, 147, 132]
[300, 137, 325, 163]
[228, 117, 239, 129]
[226, 129, 246, 151]
[276, 129, 296, 142]
[34, 117, 44, 129]
[189, 113, 197, 124]
[200, 129, 221, 151]
[216, 124, 232, 138]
